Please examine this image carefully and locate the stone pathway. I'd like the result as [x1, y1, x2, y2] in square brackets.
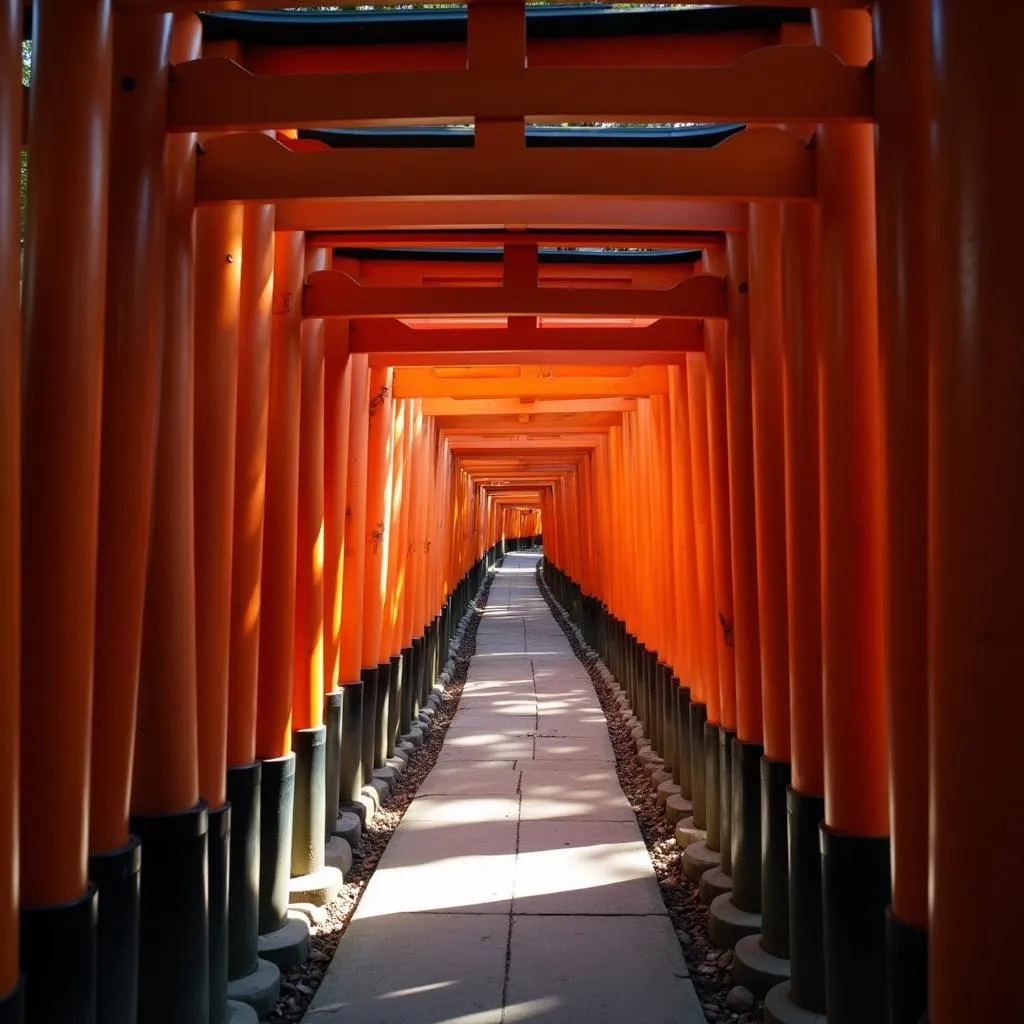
[303, 551, 705, 1024]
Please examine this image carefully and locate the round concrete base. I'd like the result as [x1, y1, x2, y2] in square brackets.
[733, 934, 791, 999]
[709, 892, 763, 950]
[397, 740, 417, 757]
[631, 725, 647, 742]
[257, 913, 310, 970]
[656, 780, 681, 807]
[386, 757, 406, 775]
[674, 817, 707, 849]
[332, 811, 362, 848]
[682, 840, 720, 881]
[227, 958, 281, 1018]
[227, 998, 259, 1024]
[666, 795, 693, 825]
[289, 901, 328, 926]
[639, 750, 662, 770]
[288, 864, 343, 906]
[373, 766, 397, 791]
[360, 782, 384, 813]
[764, 981, 827, 1024]
[401, 728, 424, 749]
[699, 866, 733, 905]
[650, 769, 672, 789]
[325, 836, 353, 878]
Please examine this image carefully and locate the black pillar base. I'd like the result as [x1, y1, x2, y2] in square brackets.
[820, 824, 890, 1024]
[886, 907, 927, 1024]
[323, 691, 343, 838]
[760, 758, 791, 958]
[226, 763, 261, 982]
[787, 788, 826, 1014]
[719, 728, 736, 876]
[208, 803, 231, 1024]
[291, 726, 326, 877]
[731, 738, 763, 913]
[409, 637, 423, 723]
[704, 722, 721, 851]
[359, 667, 378, 786]
[0, 977, 23, 1024]
[690, 703, 708, 829]
[399, 646, 413, 737]
[338, 682, 363, 806]
[258, 753, 295, 935]
[675, 684, 692, 797]
[130, 800, 210, 1024]
[387, 653, 403, 758]
[20, 885, 96, 1024]
[658, 664, 673, 773]
[374, 661, 391, 769]
[89, 833, 141, 1024]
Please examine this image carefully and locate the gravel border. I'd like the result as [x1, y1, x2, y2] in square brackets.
[534, 563, 764, 1024]
[261, 570, 496, 1024]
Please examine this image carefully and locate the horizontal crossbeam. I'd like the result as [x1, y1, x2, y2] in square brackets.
[307, 273, 725, 320]
[277, 197, 748, 234]
[197, 129, 815, 204]
[169, 48, 870, 132]
[394, 366, 668, 399]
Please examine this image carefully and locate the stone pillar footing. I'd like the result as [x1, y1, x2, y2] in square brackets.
[733, 933, 792, 999]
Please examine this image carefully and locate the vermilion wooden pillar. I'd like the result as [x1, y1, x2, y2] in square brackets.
[361, 366, 394, 786]
[873, 3, 931, 1020]
[0, 1, 20, 1015]
[703, 265, 738, 881]
[290, 248, 339, 899]
[667, 365, 701, 805]
[194, 200, 244, 1024]
[323, 320, 352, 833]
[734, 202, 791, 982]
[686, 354, 719, 836]
[132, 15, 208, 1024]
[337, 354, 371, 811]
[812, 11, 890, 1023]
[254, 231, 305, 945]
[91, 11, 170, 876]
[19, 1, 111, 1019]
[929, 4, 1024, 1021]
[765, 202, 827, 1024]
[226, 204, 275, 995]
[708, 240, 760, 913]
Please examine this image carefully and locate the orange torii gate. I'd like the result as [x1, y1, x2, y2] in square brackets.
[3, 3, 1021, 1024]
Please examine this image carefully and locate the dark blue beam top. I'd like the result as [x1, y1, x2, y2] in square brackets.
[199, 5, 810, 47]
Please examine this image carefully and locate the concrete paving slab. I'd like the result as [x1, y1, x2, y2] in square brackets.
[438, 736, 535, 761]
[512, 820, 665, 915]
[356, 820, 517, 918]
[446, 715, 537, 734]
[402, 796, 520, 824]
[518, 791, 635, 823]
[419, 767, 522, 797]
[304, 913, 508, 1023]
[532, 736, 616, 762]
[515, 758, 616, 773]
[505, 916, 705, 1024]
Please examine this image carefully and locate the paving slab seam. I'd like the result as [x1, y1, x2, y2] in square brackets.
[535, 561, 762, 1024]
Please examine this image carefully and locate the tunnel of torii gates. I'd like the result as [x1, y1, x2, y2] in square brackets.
[0, 1, 1020, 1023]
